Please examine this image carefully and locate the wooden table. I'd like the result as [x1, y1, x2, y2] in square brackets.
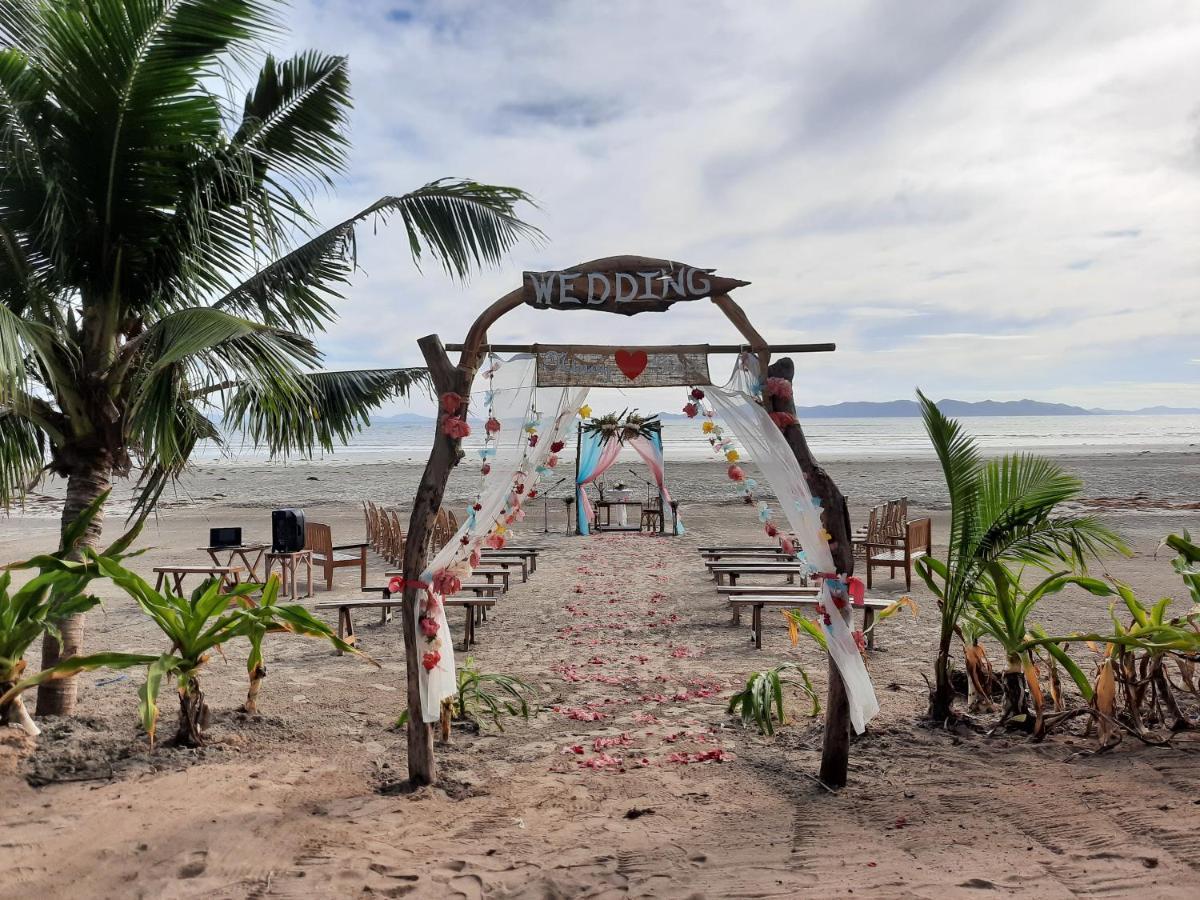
[202, 543, 267, 581]
[154, 565, 242, 594]
[265, 549, 313, 600]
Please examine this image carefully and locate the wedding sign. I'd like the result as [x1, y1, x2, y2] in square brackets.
[522, 260, 749, 316]
[536, 346, 711, 387]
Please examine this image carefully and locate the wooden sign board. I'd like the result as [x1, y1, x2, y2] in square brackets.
[536, 346, 711, 387]
[522, 258, 749, 316]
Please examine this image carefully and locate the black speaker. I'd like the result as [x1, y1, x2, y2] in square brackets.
[271, 508, 305, 553]
[209, 526, 242, 549]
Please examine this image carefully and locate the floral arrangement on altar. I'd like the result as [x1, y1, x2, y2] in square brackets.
[581, 409, 661, 444]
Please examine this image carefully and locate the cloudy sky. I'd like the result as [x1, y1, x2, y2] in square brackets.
[275, 0, 1199, 415]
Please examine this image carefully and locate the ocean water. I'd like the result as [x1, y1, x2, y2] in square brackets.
[198, 414, 1200, 465]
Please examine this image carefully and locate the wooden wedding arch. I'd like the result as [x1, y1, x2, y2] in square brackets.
[402, 256, 857, 787]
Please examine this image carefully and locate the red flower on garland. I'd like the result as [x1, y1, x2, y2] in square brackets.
[528, 434, 539, 447]
[480, 462, 491, 476]
[683, 402, 698, 418]
[422, 650, 441, 671]
[727, 464, 745, 482]
[432, 569, 462, 596]
[852, 630, 867, 653]
[419, 616, 440, 638]
[769, 411, 796, 430]
[515, 483, 525, 494]
[690, 388, 705, 400]
[485, 417, 501, 434]
[388, 576, 404, 594]
[550, 440, 565, 453]
[460, 534, 470, 545]
[473, 502, 482, 511]
[528, 489, 538, 499]
[765, 377, 793, 401]
[765, 522, 778, 538]
[440, 392, 463, 414]
[442, 416, 471, 439]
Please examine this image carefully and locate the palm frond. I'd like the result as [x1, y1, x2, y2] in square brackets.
[222, 367, 431, 458]
[0, 406, 46, 505]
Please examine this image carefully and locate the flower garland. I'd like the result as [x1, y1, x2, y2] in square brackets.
[684, 372, 870, 655]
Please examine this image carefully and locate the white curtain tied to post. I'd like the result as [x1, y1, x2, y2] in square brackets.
[417, 354, 588, 722]
[706, 354, 880, 733]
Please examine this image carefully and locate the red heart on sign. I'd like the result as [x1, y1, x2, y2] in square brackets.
[614, 349, 648, 380]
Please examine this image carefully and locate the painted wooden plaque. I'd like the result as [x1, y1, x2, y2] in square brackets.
[535, 345, 711, 387]
[522, 255, 749, 316]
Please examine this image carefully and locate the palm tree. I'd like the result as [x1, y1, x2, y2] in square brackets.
[0, 0, 541, 715]
[915, 391, 1127, 721]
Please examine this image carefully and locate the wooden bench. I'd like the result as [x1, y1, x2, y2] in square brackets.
[728, 595, 893, 650]
[697, 545, 789, 554]
[305, 522, 368, 591]
[316, 595, 496, 652]
[475, 554, 529, 582]
[153, 565, 242, 593]
[708, 562, 811, 586]
[865, 517, 931, 590]
[481, 547, 539, 573]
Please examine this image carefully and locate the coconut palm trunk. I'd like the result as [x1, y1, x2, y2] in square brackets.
[35, 461, 112, 715]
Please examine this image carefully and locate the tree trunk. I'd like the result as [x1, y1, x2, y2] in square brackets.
[175, 677, 209, 747]
[243, 664, 266, 714]
[766, 358, 855, 788]
[402, 335, 475, 786]
[36, 462, 112, 717]
[928, 629, 957, 722]
[1000, 658, 1029, 725]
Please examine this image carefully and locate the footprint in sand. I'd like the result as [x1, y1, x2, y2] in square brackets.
[177, 849, 208, 879]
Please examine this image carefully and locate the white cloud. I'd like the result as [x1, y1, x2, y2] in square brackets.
[263, 0, 1200, 413]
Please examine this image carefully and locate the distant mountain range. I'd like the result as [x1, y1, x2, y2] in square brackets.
[656, 399, 1200, 419]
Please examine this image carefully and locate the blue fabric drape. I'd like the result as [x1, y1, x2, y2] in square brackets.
[575, 427, 604, 535]
[649, 428, 683, 535]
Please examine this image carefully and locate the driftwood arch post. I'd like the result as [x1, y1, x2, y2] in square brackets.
[402, 256, 856, 787]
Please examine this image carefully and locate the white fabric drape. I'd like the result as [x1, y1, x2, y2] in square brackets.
[417, 355, 587, 722]
[705, 355, 880, 733]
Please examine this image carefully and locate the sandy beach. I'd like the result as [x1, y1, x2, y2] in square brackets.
[2, 450, 1199, 898]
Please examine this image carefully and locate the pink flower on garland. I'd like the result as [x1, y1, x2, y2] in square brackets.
[432, 569, 462, 596]
[683, 402, 698, 418]
[727, 464, 745, 482]
[469, 550, 481, 568]
[852, 630, 867, 653]
[780, 537, 796, 556]
[547, 454, 559, 468]
[515, 483, 525, 494]
[480, 462, 491, 476]
[550, 440, 565, 453]
[765, 377, 793, 401]
[769, 411, 796, 430]
[764, 522, 778, 538]
[440, 392, 463, 414]
[486, 533, 506, 550]
[388, 576, 404, 594]
[422, 650, 441, 671]
[419, 616, 440, 639]
[442, 416, 471, 439]
[485, 416, 501, 434]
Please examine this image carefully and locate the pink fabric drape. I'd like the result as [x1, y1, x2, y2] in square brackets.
[579, 437, 622, 525]
[626, 436, 673, 507]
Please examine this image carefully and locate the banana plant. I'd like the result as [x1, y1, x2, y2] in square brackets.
[399, 656, 538, 741]
[963, 566, 1113, 728]
[0, 494, 148, 735]
[728, 663, 820, 736]
[4, 562, 368, 747]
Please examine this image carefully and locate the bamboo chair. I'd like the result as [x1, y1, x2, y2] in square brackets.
[387, 510, 405, 565]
